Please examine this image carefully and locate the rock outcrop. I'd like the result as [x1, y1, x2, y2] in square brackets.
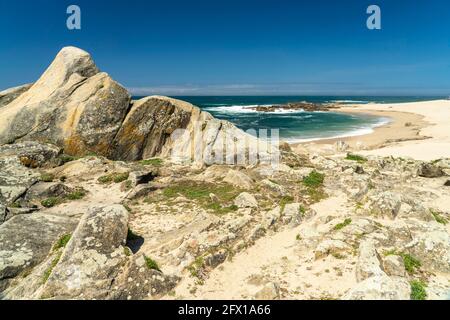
[0, 47, 276, 165]
[0, 84, 32, 108]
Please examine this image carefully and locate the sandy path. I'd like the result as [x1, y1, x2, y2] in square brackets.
[174, 193, 357, 300]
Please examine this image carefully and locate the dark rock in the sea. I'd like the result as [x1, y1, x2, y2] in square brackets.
[418, 163, 445, 178]
[0, 213, 78, 291]
[0, 84, 32, 108]
[355, 166, 365, 174]
[249, 102, 332, 113]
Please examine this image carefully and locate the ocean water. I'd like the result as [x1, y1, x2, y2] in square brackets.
[137, 96, 445, 142]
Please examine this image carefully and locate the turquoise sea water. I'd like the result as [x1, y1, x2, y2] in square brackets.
[138, 96, 445, 141]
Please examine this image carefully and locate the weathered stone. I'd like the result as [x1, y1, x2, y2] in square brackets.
[224, 170, 254, 189]
[342, 275, 410, 300]
[418, 163, 445, 178]
[261, 179, 287, 196]
[368, 191, 402, 219]
[356, 240, 385, 282]
[0, 47, 131, 158]
[444, 180, 450, 187]
[282, 203, 303, 225]
[110, 254, 179, 300]
[254, 282, 280, 300]
[0, 213, 78, 290]
[24, 182, 73, 201]
[234, 192, 258, 208]
[355, 166, 365, 174]
[382, 255, 407, 277]
[128, 170, 158, 187]
[314, 240, 351, 260]
[40, 205, 129, 299]
[126, 184, 157, 200]
[0, 84, 32, 108]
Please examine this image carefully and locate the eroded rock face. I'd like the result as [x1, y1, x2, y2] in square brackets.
[0, 84, 32, 108]
[0, 47, 131, 157]
[0, 213, 78, 291]
[0, 47, 276, 165]
[342, 275, 410, 300]
[40, 205, 129, 299]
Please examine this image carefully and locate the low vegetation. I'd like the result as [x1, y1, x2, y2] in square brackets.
[40, 173, 55, 182]
[302, 171, 327, 203]
[140, 158, 164, 166]
[162, 181, 241, 214]
[144, 255, 161, 272]
[98, 172, 130, 184]
[41, 187, 87, 208]
[430, 210, 448, 225]
[53, 234, 71, 251]
[345, 153, 368, 163]
[410, 280, 427, 300]
[384, 250, 422, 274]
[42, 252, 62, 284]
[334, 218, 352, 231]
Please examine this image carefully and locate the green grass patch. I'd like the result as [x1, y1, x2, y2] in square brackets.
[401, 253, 422, 274]
[98, 172, 130, 184]
[141, 158, 164, 166]
[59, 154, 79, 165]
[53, 234, 71, 251]
[144, 255, 161, 272]
[430, 210, 448, 225]
[42, 252, 62, 284]
[40, 173, 55, 182]
[279, 196, 294, 212]
[188, 256, 205, 278]
[410, 280, 427, 300]
[334, 218, 352, 231]
[41, 197, 61, 208]
[163, 181, 241, 214]
[302, 170, 325, 188]
[66, 189, 87, 200]
[345, 153, 368, 163]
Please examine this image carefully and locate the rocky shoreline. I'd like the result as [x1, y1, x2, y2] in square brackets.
[247, 102, 338, 113]
[0, 47, 449, 300]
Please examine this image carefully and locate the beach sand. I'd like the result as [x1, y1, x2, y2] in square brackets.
[293, 99, 450, 161]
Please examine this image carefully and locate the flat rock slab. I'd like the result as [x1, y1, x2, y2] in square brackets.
[0, 212, 78, 289]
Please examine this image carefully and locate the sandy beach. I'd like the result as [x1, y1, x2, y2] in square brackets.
[295, 99, 450, 161]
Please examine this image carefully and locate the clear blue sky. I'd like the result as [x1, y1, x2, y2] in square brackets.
[1, 0, 449, 95]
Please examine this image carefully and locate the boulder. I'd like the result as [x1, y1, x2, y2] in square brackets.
[40, 205, 129, 299]
[0, 83, 32, 108]
[342, 275, 410, 300]
[368, 191, 402, 219]
[382, 255, 407, 277]
[223, 170, 254, 189]
[0, 213, 78, 291]
[110, 254, 179, 300]
[282, 203, 303, 225]
[314, 239, 351, 260]
[444, 180, 450, 187]
[254, 282, 280, 300]
[24, 182, 73, 202]
[234, 192, 258, 208]
[356, 240, 385, 282]
[0, 141, 62, 168]
[128, 170, 158, 187]
[0, 47, 131, 157]
[417, 163, 445, 178]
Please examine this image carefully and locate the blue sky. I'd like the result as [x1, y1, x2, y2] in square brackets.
[1, 0, 449, 95]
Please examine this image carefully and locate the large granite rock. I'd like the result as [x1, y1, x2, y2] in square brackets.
[40, 205, 129, 299]
[0, 84, 32, 108]
[0, 213, 78, 292]
[0, 47, 131, 156]
[0, 47, 276, 165]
